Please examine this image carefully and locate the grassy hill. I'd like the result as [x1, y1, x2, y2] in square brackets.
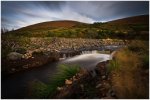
[2, 15, 149, 39]
[17, 20, 88, 32]
[108, 15, 149, 25]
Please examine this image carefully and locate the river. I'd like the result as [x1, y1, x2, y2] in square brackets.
[1, 45, 122, 99]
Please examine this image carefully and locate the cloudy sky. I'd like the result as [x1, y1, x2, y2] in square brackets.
[1, 1, 149, 30]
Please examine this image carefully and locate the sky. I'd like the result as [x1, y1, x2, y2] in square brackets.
[1, 1, 149, 30]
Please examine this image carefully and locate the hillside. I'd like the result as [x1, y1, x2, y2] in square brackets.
[16, 20, 88, 32]
[15, 15, 149, 32]
[2, 15, 149, 39]
[107, 15, 149, 25]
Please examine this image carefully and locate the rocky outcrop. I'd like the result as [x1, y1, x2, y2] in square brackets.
[52, 60, 116, 99]
[7, 52, 23, 60]
[2, 51, 60, 76]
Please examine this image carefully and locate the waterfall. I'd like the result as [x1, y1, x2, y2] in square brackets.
[92, 50, 97, 54]
[82, 50, 97, 54]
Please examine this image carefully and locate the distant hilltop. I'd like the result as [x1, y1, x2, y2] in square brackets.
[14, 14, 149, 32]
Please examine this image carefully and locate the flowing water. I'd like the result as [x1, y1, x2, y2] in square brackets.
[1, 45, 122, 98]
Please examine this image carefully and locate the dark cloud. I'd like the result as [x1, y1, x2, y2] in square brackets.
[1, 1, 149, 30]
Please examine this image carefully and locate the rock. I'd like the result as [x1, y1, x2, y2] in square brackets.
[15, 47, 27, 54]
[102, 75, 106, 80]
[22, 65, 28, 69]
[7, 52, 23, 60]
[106, 89, 116, 98]
[111, 91, 116, 97]
[103, 82, 111, 90]
[80, 84, 84, 90]
[65, 79, 72, 85]
[72, 76, 78, 81]
[89, 70, 97, 77]
[96, 83, 102, 88]
[57, 87, 63, 91]
[11, 68, 16, 71]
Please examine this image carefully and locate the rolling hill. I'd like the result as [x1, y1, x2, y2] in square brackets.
[16, 20, 88, 32]
[13, 14, 149, 32]
[3, 14, 149, 39]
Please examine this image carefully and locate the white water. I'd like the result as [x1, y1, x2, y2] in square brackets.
[60, 51, 111, 70]
[2, 50, 113, 98]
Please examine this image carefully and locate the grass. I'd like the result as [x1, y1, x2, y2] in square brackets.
[28, 80, 50, 98]
[47, 64, 80, 97]
[29, 64, 80, 98]
[107, 59, 120, 73]
[109, 40, 149, 99]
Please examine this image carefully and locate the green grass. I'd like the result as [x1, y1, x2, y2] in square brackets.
[48, 64, 80, 97]
[29, 64, 80, 98]
[28, 80, 50, 98]
[107, 59, 120, 73]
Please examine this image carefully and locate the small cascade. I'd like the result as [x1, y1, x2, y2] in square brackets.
[92, 50, 97, 54]
[81, 50, 98, 54]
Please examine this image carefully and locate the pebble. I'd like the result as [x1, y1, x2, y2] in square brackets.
[22, 65, 28, 69]
[96, 83, 102, 88]
[80, 84, 84, 91]
[65, 79, 72, 85]
[57, 87, 63, 91]
[102, 75, 106, 79]
[11, 68, 16, 71]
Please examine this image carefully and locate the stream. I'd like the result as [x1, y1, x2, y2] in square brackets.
[1, 45, 122, 99]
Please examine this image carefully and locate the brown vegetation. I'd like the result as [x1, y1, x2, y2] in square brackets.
[17, 20, 87, 32]
[108, 15, 149, 25]
[109, 40, 149, 99]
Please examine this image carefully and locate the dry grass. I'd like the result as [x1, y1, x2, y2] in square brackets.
[110, 40, 149, 99]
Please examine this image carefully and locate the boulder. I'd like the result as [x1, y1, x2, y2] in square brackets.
[7, 52, 23, 60]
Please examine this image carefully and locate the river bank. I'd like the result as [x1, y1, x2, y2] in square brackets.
[49, 40, 149, 99]
[2, 51, 113, 99]
[52, 60, 116, 99]
[2, 38, 126, 76]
